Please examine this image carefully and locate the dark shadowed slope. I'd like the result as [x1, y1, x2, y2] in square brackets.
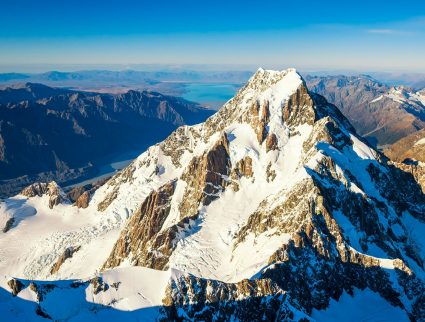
[0, 83, 214, 197]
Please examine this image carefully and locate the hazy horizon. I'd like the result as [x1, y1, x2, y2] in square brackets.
[1, 0, 425, 72]
[1, 63, 425, 76]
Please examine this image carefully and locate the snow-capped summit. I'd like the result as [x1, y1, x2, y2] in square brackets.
[0, 69, 424, 321]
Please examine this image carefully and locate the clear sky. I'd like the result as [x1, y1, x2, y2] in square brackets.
[1, 0, 425, 72]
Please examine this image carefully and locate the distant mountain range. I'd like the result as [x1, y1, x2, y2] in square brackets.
[385, 128, 425, 163]
[0, 70, 253, 83]
[0, 70, 251, 98]
[306, 75, 425, 147]
[0, 83, 214, 197]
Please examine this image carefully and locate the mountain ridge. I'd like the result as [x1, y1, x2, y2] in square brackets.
[0, 68, 424, 321]
[306, 74, 425, 146]
[0, 83, 214, 197]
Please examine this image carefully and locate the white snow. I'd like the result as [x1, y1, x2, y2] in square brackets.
[0, 266, 171, 322]
[414, 137, 425, 146]
[0, 67, 423, 320]
[168, 119, 312, 283]
[349, 134, 376, 160]
[312, 288, 409, 322]
[370, 95, 383, 103]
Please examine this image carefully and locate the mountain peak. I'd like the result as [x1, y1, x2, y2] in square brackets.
[1, 68, 425, 321]
[245, 67, 303, 93]
[203, 68, 308, 136]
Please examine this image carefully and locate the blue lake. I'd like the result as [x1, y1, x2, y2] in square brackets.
[181, 83, 241, 110]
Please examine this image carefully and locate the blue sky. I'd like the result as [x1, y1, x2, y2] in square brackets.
[1, 0, 425, 72]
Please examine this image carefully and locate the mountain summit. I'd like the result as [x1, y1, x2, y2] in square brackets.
[0, 69, 424, 321]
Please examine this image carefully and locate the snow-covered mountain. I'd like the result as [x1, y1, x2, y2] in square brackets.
[1, 68, 424, 321]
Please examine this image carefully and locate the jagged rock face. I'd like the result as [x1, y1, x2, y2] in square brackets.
[103, 180, 176, 269]
[179, 133, 231, 218]
[2, 69, 425, 321]
[95, 69, 425, 321]
[391, 161, 425, 193]
[283, 83, 316, 127]
[67, 177, 108, 208]
[20, 182, 49, 197]
[161, 273, 299, 322]
[265, 133, 278, 152]
[7, 279, 24, 296]
[50, 246, 81, 274]
[21, 181, 68, 209]
[75, 191, 90, 208]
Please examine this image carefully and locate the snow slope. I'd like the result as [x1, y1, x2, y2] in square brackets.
[0, 68, 424, 321]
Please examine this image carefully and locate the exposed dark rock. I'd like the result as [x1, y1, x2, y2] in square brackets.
[2, 217, 15, 233]
[50, 246, 81, 274]
[103, 180, 176, 269]
[75, 191, 90, 208]
[7, 278, 24, 296]
[21, 181, 69, 209]
[266, 132, 278, 151]
[90, 276, 109, 295]
[179, 133, 231, 218]
[283, 83, 316, 127]
[21, 182, 49, 197]
[266, 163, 276, 182]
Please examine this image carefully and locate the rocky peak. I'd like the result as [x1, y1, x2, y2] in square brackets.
[20, 181, 69, 209]
[3, 68, 425, 321]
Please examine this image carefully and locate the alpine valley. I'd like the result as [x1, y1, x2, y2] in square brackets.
[1, 69, 424, 321]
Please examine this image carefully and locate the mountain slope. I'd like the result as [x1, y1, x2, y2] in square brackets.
[385, 128, 425, 163]
[306, 75, 425, 146]
[384, 129, 425, 192]
[0, 69, 424, 321]
[0, 84, 213, 197]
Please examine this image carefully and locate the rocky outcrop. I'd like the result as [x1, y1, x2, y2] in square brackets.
[248, 100, 270, 144]
[67, 177, 108, 209]
[7, 279, 24, 296]
[75, 191, 90, 208]
[21, 181, 68, 209]
[234, 156, 253, 178]
[266, 133, 278, 152]
[179, 133, 231, 218]
[2, 217, 15, 233]
[283, 83, 316, 127]
[266, 163, 276, 182]
[131, 214, 198, 270]
[391, 161, 425, 193]
[50, 246, 81, 274]
[97, 187, 119, 212]
[103, 180, 176, 269]
[90, 276, 109, 295]
[20, 182, 48, 197]
[161, 273, 298, 321]
[46, 182, 68, 209]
